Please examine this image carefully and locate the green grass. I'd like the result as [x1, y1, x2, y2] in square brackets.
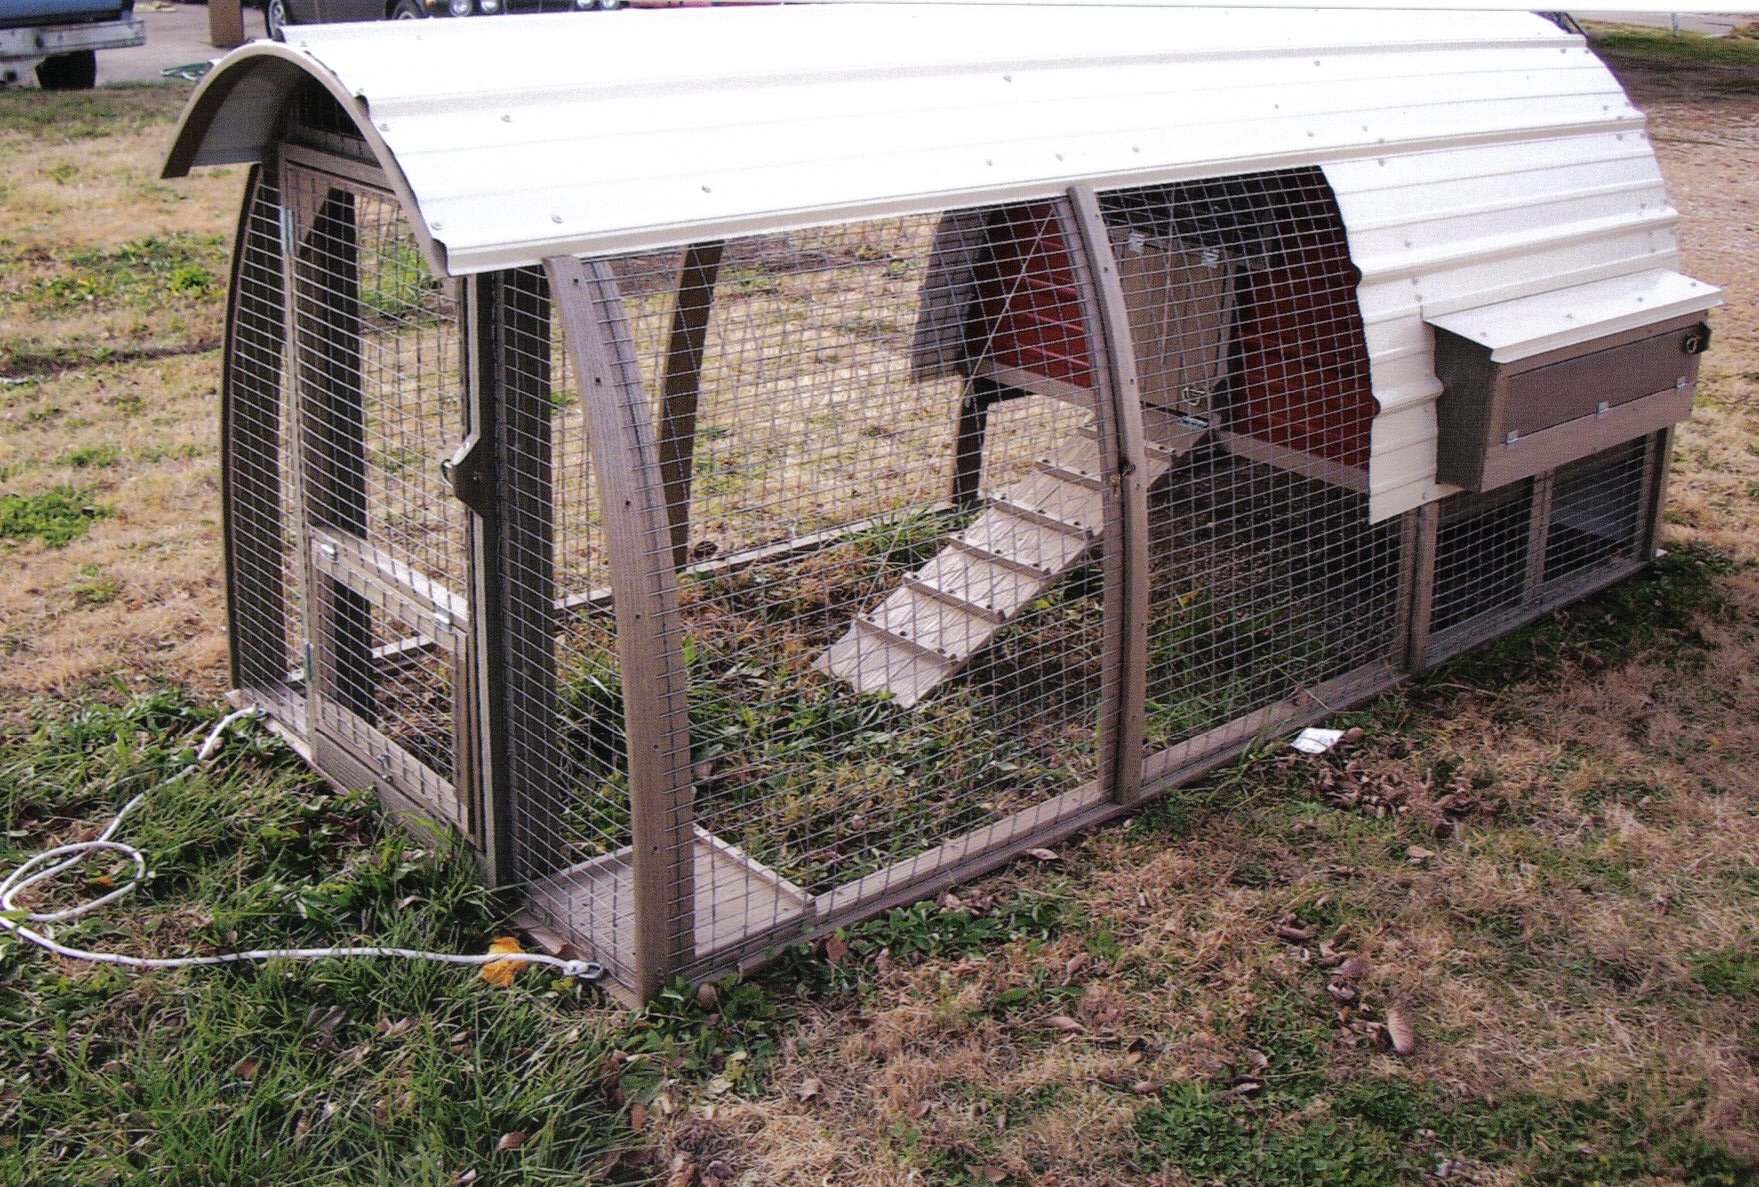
[0, 485, 113, 547]
[2, 234, 227, 318]
[0, 692, 645, 1185]
[0, 84, 189, 140]
[1591, 25, 1759, 75]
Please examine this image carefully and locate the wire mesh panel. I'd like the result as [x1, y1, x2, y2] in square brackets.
[1431, 482, 1535, 636]
[1102, 169, 1405, 776]
[283, 162, 468, 828]
[224, 166, 304, 729]
[1543, 437, 1650, 582]
[536, 202, 1124, 987]
[1424, 434, 1658, 661]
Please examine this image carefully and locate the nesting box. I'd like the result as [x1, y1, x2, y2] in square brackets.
[165, 6, 1719, 1003]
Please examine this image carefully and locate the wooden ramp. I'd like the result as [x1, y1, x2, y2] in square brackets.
[816, 418, 1203, 706]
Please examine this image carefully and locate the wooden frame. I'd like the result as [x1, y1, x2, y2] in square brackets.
[1065, 186, 1151, 808]
[546, 255, 699, 999]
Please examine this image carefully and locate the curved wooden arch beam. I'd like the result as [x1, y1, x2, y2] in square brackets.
[657, 241, 725, 572]
[1063, 185, 1152, 808]
[547, 254, 698, 998]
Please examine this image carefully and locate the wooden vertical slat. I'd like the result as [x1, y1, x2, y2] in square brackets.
[221, 163, 290, 696]
[657, 242, 724, 572]
[292, 184, 375, 725]
[547, 254, 697, 999]
[487, 267, 561, 882]
[1525, 472, 1556, 596]
[1406, 502, 1441, 672]
[1063, 186, 1151, 808]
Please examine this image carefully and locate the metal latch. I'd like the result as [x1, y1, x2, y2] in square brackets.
[1682, 323, 1710, 355]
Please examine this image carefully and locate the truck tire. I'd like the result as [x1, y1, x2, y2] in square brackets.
[266, 0, 289, 40]
[36, 51, 97, 91]
[390, 0, 425, 18]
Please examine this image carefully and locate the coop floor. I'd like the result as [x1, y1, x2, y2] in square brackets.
[526, 826, 815, 975]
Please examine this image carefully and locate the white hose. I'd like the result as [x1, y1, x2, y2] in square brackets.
[0, 709, 602, 983]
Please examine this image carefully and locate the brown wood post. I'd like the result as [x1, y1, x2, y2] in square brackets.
[208, 0, 246, 49]
[1405, 502, 1440, 672]
[547, 254, 697, 999]
[1063, 185, 1151, 808]
[657, 242, 723, 572]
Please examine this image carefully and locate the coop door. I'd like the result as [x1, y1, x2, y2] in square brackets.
[281, 162, 471, 833]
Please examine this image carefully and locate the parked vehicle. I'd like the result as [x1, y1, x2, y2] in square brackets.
[267, 0, 619, 42]
[0, 0, 143, 89]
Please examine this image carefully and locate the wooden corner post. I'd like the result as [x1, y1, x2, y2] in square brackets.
[546, 255, 698, 999]
[1064, 186, 1152, 808]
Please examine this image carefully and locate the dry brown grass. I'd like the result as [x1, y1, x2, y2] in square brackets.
[0, 86, 242, 700]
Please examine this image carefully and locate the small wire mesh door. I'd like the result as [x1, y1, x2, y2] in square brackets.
[281, 161, 470, 833]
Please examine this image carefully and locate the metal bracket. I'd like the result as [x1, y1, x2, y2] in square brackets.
[443, 432, 494, 515]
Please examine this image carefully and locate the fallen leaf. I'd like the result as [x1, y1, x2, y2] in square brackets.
[1385, 1004, 1418, 1056]
[1405, 846, 1435, 863]
[965, 1164, 1008, 1183]
[665, 1155, 698, 1187]
[1275, 921, 1318, 943]
[629, 1102, 649, 1131]
[1042, 1015, 1086, 1034]
[798, 1077, 823, 1101]
[232, 1058, 261, 1081]
[1325, 980, 1357, 1002]
[495, 1132, 528, 1154]
[696, 982, 719, 1011]
[1131, 1080, 1159, 1095]
[479, 936, 532, 988]
[1024, 847, 1060, 862]
[1336, 956, 1371, 981]
[450, 1171, 479, 1186]
[824, 935, 850, 967]
[909, 1100, 934, 1119]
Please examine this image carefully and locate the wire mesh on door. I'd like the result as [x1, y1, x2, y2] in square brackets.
[283, 163, 468, 828]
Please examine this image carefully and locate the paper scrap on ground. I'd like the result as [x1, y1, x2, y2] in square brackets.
[1290, 727, 1345, 755]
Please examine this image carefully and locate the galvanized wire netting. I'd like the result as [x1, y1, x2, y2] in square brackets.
[284, 165, 465, 810]
[1101, 169, 1404, 765]
[225, 169, 303, 726]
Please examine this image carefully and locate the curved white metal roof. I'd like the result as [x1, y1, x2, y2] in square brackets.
[165, 3, 1719, 518]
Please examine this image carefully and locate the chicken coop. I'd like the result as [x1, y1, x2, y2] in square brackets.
[165, 5, 1720, 1004]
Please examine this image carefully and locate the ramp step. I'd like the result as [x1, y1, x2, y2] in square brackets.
[815, 428, 1200, 706]
[814, 620, 954, 706]
[864, 588, 999, 663]
[911, 546, 1046, 620]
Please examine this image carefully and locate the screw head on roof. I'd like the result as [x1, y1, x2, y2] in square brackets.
[502, 113, 512, 123]
[552, 214, 563, 224]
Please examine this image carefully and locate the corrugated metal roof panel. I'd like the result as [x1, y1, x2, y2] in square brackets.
[165, 4, 1705, 520]
[171, 6, 1635, 273]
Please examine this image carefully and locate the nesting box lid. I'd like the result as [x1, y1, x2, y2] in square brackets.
[1427, 270, 1722, 363]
